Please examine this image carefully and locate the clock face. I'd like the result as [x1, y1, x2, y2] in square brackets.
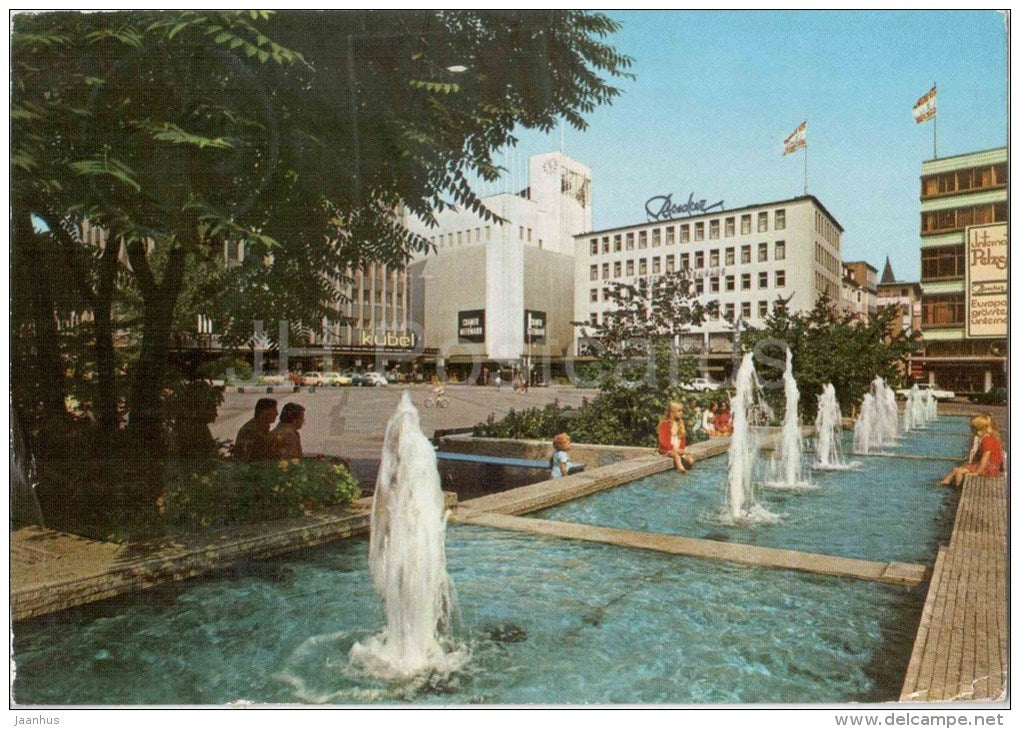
[542, 159, 559, 174]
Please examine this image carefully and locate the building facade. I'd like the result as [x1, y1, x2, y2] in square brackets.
[916, 147, 1007, 394]
[574, 195, 844, 360]
[406, 152, 591, 381]
[842, 260, 879, 317]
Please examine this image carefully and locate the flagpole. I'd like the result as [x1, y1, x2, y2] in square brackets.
[933, 82, 938, 159]
[803, 144, 808, 195]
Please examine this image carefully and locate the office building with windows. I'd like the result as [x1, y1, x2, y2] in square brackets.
[406, 152, 592, 381]
[574, 195, 844, 369]
[915, 147, 1007, 394]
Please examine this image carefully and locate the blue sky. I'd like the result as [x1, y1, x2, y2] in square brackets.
[481, 10, 1008, 282]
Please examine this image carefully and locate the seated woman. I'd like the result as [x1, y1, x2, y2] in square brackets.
[714, 402, 733, 436]
[658, 401, 695, 472]
[941, 413, 1004, 487]
[701, 401, 718, 437]
[272, 403, 305, 460]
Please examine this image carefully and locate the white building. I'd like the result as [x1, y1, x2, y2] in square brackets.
[406, 152, 591, 379]
[574, 195, 843, 354]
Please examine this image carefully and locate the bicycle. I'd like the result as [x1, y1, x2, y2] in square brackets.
[424, 394, 449, 408]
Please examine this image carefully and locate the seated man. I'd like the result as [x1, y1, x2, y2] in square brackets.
[272, 403, 306, 460]
[234, 398, 278, 461]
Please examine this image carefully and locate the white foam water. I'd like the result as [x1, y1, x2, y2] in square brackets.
[763, 349, 816, 491]
[349, 391, 467, 680]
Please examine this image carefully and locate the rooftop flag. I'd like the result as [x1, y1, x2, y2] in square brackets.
[783, 121, 807, 155]
[913, 85, 937, 124]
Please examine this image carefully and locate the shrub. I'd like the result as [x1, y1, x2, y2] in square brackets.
[197, 356, 253, 383]
[164, 459, 361, 531]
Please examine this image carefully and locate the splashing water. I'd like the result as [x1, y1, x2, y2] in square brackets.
[349, 391, 468, 680]
[813, 384, 858, 471]
[853, 393, 876, 455]
[764, 349, 816, 490]
[722, 353, 779, 524]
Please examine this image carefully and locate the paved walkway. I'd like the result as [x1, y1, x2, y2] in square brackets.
[899, 474, 1007, 702]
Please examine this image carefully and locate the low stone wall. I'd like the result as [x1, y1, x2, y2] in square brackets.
[436, 435, 665, 499]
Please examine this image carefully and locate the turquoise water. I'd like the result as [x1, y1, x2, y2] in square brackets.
[538, 418, 965, 565]
[11, 417, 965, 705]
[13, 527, 923, 705]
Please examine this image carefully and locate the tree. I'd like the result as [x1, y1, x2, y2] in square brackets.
[741, 296, 920, 418]
[572, 269, 717, 444]
[11, 10, 633, 512]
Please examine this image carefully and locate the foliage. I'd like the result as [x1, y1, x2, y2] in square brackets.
[741, 296, 921, 418]
[197, 356, 254, 383]
[164, 459, 361, 531]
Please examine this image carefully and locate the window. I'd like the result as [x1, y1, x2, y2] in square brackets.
[741, 302, 752, 319]
[921, 293, 966, 327]
[725, 217, 735, 237]
[519, 226, 524, 240]
[590, 312, 598, 326]
[653, 257, 661, 274]
[921, 202, 1007, 235]
[590, 265, 598, 281]
[710, 276, 720, 293]
[695, 222, 705, 241]
[602, 263, 610, 279]
[725, 248, 735, 265]
[680, 253, 689, 270]
[639, 259, 647, 275]
[626, 260, 635, 276]
[614, 234, 622, 252]
[776, 270, 786, 287]
[775, 209, 786, 230]
[695, 251, 705, 268]
[710, 303, 720, 321]
[652, 229, 661, 247]
[666, 254, 675, 272]
[725, 275, 735, 292]
[666, 227, 675, 245]
[741, 273, 751, 290]
[457, 231, 463, 245]
[758, 243, 768, 262]
[680, 224, 690, 243]
[710, 250, 720, 267]
[614, 261, 622, 277]
[626, 232, 635, 250]
[486, 226, 492, 241]
[601, 237, 609, 253]
[758, 301, 768, 318]
[921, 163, 1007, 199]
[741, 214, 752, 235]
[695, 278, 704, 294]
[759, 271, 768, 288]
[710, 220, 720, 239]
[475, 228, 481, 242]
[758, 212, 768, 232]
[590, 239, 598, 255]
[921, 245, 965, 281]
[775, 241, 786, 260]
[639, 231, 648, 249]
[741, 245, 751, 264]
[724, 303, 735, 321]
[590, 288, 598, 302]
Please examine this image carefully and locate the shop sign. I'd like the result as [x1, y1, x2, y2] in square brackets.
[458, 309, 485, 343]
[965, 223, 1007, 338]
[645, 192, 724, 221]
[357, 330, 417, 349]
[524, 310, 547, 345]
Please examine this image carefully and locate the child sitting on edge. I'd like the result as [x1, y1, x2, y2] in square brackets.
[550, 433, 584, 479]
[658, 401, 695, 472]
[714, 402, 733, 436]
[941, 413, 1005, 487]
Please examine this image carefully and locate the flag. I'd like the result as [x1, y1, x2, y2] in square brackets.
[783, 121, 806, 155]
[913, 85, 937, 124]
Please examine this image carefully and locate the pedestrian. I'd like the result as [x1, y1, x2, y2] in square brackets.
[658, 401, 694, 472]
[272, 403, 305, 459]
[234, 398, 278, 461]
[550, 433, 583, 479]
[941, 413, 1005, 486]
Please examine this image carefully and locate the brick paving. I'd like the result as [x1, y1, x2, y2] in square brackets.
[899, 474, 1008, 702]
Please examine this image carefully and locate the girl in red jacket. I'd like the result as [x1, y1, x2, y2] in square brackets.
[658, 401, 695, 472]
[941, 413, 1005, 486]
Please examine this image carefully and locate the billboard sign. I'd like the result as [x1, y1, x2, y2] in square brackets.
[524, 310, 547, 345]
[457, 309, 485, 343]
[965, 223, 1007, 338]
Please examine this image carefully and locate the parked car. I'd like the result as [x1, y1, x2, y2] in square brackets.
[895, 383, 955, 401]
[321, 372, 351, 386]
[969, 385, 1006, 406]
[364, 372, 388, 387]
[257, 374, 286, 386]
[342, 372, 369, 387]
[300, 372, 325, 387]
[686, 377, 722, 392]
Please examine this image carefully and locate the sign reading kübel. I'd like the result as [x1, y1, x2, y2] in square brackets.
[965, 223, 1007, 338]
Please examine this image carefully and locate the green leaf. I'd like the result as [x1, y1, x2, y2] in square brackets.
[214, 32, 232, 44]
[257, 49, 270, 63]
